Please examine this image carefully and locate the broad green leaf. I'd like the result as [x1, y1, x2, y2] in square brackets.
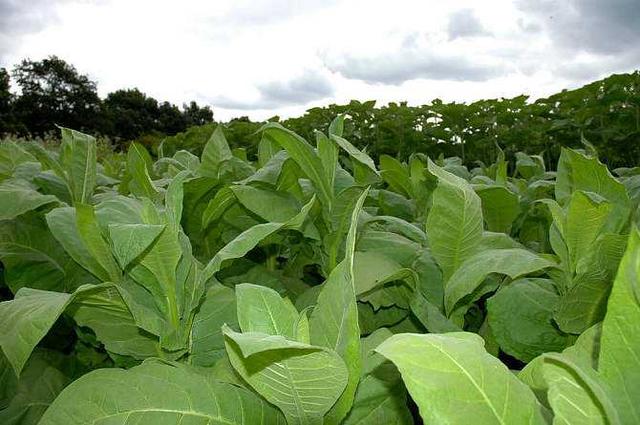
[488, 278, 569, 362]
[0, 350, 72, 425]
[76, 203, 121, 282]
[542, 354, 615, 425]
[0, 214, 96, 293]
[328, 114, 344, 136]
[201, 186, 235, 229]
[555, 233, 628, 333]
[0, 289, 72, 376]
[317, 131, 338, 191]
[236, 283, 299, 338]
[231, 185, 301, 223]
[202, 196, 314, 280]
[363, 215, 428, 245]
[136, 224, 183, 339]
[445, 248, 555, 314]
[518, 324, 603, 407]
[199, 125, 233, 178]
[343, 366, 412, 425]
[325, 186, 365, 270]
[599, 228, 640, 424]
[189, 284, 237, 366]
[565, 191, 611, 271]
[24, 143, 67, 185]
[68, 286, 160, 359]
[476, 186, 520, 233]
[353, 251, 406, 295]
[258, 133, 282, 167]
[426, 159, 483, 281]
[516, 152, 545, 179]
[107, 223, 165, 269]
[555, 148, 630, 232]
[60, 127, 97, 205]
[409, 291, 461, 333]
[554, 276, 612, 335]
[39, 359, 286, 424]
[262, 122, 333, 209]
[46, 207, 110, 281]
[0, 181, 58, 220]
[126, 142, 159, 200]
[0, 285, 106, 376]
[224, 328, 348, 425]
[309, 189, 368, 424]
[331, 134, 378, 175]
[0, 141, 36, 179]
[164, 170, 190, 233]
[375, 332, 547, 425]
[379, 155, 412, 197]
[344, 329, 412, 424]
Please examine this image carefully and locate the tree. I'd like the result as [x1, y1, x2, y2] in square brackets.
[0, 67, 17, 134]
[157, 101, 187, 135]
[182, 101, 214, 127]
[11, 56, 102, 135]
[102, 88, 161, 142]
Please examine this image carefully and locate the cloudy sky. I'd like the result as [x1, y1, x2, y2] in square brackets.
[1, 0, 639, 120]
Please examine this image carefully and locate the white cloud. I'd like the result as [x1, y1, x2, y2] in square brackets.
[1, 0, 638, 121]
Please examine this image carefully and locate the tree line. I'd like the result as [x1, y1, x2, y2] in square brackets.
[1, 55, 639, 168]
[161, 71, 640, 168]
[0, 56, 214, 147]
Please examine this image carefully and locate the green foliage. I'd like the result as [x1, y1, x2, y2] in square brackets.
[1, 122, 639, 425]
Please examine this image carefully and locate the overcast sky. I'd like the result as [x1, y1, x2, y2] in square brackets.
[1, 0, 639, 120]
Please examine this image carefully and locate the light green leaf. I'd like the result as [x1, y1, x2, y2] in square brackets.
[331, 134, 378, 175]
[0, 350, 72, 425]
[343, 366, 412, 425]
[445, 248, 555, 314]
[39, 359, 286, 424]
[375, 332, 548, 425]
[231, 185, 301, 223]
[60, 127, 97, 205]
[262, 122, 333, 209]
[189, 284, 237, 367]
[379, 155, 412, 197]
[353, 251, 406, 296]
[542, 354, 613, 425]
[0, 181, 58, 220]
[224, 328, 348, 425]
[488, 278, 569, 362]
[203, 196, 314, 280]
[555, 233, 628, 333]
[126, 142, 159, 200]
[236, 283, 299, 338]
[565, 191, 612, 271]
[309, 189, 368, 424]
[599, 229, 640, 424]
[46, 207, 110, 281]
[68, 286, 159, 359]
[201, 186, 235, 229]
[76, 203, 121, 282]
[199, 125, 233, 179]
[555, 148, 630, 232]
[426, 159, 483, 281]
[317, 131, 338, 191]
[476, 186, 520, 233]
[0, 285, 105, 376]
[0, 214, 96, 293]
[108, 223, 165, 269]
[164, 170, 190, 233]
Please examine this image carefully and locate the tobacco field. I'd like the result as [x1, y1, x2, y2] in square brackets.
[0, 117, 639, 424]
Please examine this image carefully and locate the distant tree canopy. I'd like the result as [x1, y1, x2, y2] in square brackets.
[0, 56, 214, 146]
[1, 56, 639, 168]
